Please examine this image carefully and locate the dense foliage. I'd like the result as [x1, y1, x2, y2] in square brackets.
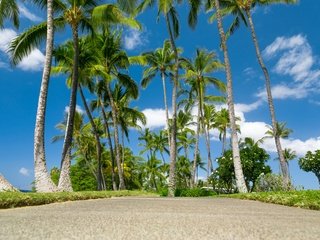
[299, 150, 320, 186]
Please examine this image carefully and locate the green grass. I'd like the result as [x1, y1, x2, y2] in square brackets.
[224, 190, 320, 210]
[0, 190, 159, 209]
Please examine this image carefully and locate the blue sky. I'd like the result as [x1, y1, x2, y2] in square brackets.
[1, 1, 320, 190]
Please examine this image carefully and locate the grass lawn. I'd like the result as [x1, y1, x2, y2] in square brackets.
[224, 190, 320, 210]
[0, 190, 159, 209]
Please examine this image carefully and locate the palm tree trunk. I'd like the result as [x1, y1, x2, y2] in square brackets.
[105, 83, 126, 190]
[0, 174, 18, 192]
[165, 13, 179, 197]
[79, 84, 104, 190]
[204, 124, 213, 180]
[58, 25, 80, 192]
[222, 130, 227, 154]
[34, 0, 57, 192]
[161, 71, 171, 150]
[100, 101, 118, 191]
[246, 10, 290, 187]
[192, 105, 201, 188]
[214, 0, 247, 193]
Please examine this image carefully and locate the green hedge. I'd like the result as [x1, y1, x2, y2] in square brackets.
[226, 190, 320, 210]
[0, 190, 158, 209]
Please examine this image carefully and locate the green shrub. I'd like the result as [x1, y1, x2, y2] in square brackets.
[254, 173, 291, 192]
[175, 188, 217, 197]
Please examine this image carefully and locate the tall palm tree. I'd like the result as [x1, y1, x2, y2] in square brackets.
[208, 0, 248, 193]
[182, 49, 225, 186]
[32, 0, 59, 192]
[9, 1, 140, 192]
[202, 104, 216, 179]
[134, 0, 183, 197]
[215, 0, 297, 186]
[52, 37, 107, 190]
[92, 31, 139, 190]
[214, 108, 241, 154]
[141, 40, 175, 149]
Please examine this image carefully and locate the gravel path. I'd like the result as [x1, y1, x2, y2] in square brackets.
[0, 197, 319, 240]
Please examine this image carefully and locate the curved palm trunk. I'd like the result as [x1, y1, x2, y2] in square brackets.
[79, 85, 105, 190]
[161, 71, 171, 150]
[165, 14, 179, 197]
[58, 25, 80, 192]
[214, 0, 247, 193]
[100, 100, 118, 191]
[0, 174, 18, 192]
[105, 83, 126, 190]
[34, 0, 57, 192]
[246, 10, 290, 187]
[192, 105, 201, 188]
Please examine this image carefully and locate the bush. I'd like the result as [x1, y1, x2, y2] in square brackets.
[254, 173, 291, 192]
[175, 188, 217, 197]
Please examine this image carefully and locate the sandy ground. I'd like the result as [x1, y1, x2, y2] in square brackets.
[0, 197, 319, 240]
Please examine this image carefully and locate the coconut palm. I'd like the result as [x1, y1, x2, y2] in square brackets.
[206, 0, 248, 193]
[213, 0, 297, 187]
[182, 49, 225, 186]
[134, 0, 184, 197]
[0, 0, 19, 29]
[141, 40, 175, 149]
[202, 104, 216, 179]
[92, 31, 139, 190]
[52, 37, 108, 190]
[9, 0, 140, 192]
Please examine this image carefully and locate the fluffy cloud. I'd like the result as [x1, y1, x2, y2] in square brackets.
[142, 108, 169, 129]
[123, 29, 147, 50]
[17, 49, 45, 71]
[261, 34, 320, 100]
[256, 84, 308, 100]
[19, 167, 30, 177]
[19, 3, 42, 22]
[0, 29, 17, 52]
[0, 28, 45, 71]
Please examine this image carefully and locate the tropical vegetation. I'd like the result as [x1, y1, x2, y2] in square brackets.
[1, 0, 319, 197]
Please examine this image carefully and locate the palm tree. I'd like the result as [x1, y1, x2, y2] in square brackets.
[214, 108, 241, 154]
[0, 175, 18, 192]
[215, 0, 297, 187]
[32, 0, 59, 192]
[52, 37, 107, 190]
[9, 1, 140, 192]
[202, 104, 216, 179]
[135, 0, 183, 197]
[182, 49, 225, 186]
[141, 40, 175, 149]
[0, 0, 19, 29]
[92, 31, 139, 190]
[207, 0, 248, 193]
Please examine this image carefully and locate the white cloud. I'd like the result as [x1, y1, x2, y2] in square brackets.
[0, 28, 45, 71]
[261, 34, 320, 100]
[19, 167, 30, 177]
[123, 29, 146, 50]
[256, 84, 308, 100]
[19, 3, 42, 22]
[263, 35, 306, 59]
[0, 28, 17, 52]
[17, 49, 45, 71]
[65, 105, 85, 115]
[142, 108, 168, 129]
